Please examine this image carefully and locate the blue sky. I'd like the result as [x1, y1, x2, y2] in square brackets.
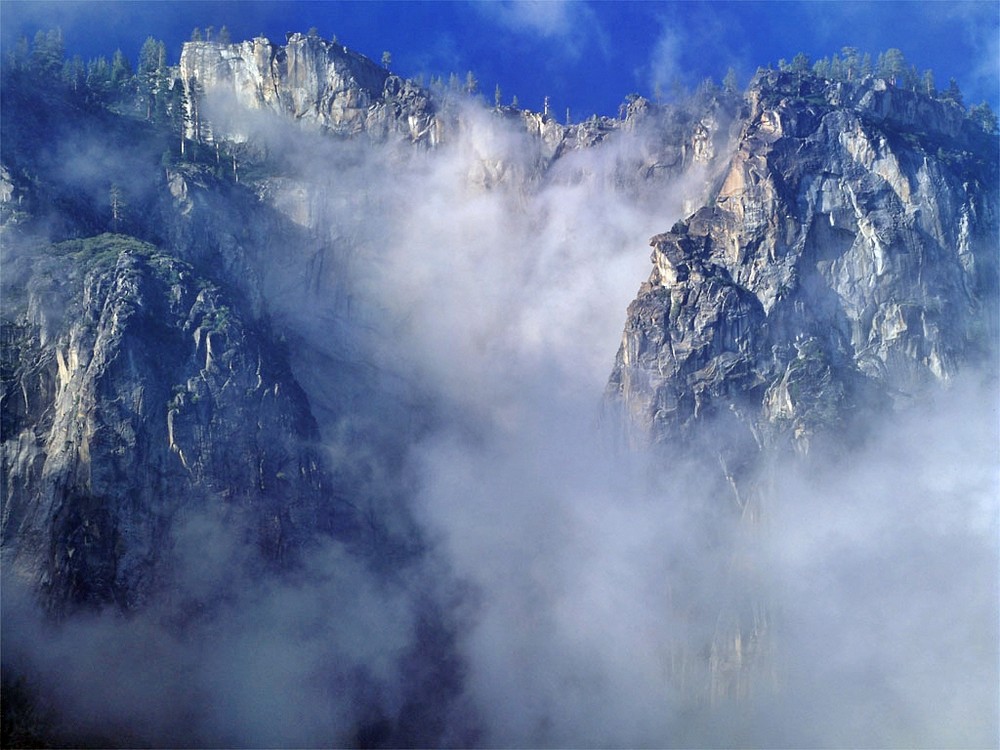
[2, 1, 998, 117]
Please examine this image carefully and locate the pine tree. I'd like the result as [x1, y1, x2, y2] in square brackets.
[110, 49, 133, 97]
[7, 35, 29, 71]
[465, 70, 478, 96]
[922, 69, 935, 97]
[723, 67, 740, 94]
[218, 26, 231, 44]
[31, 28, 64, 77]
[153, 62, 170, 124]
[109, 184, 126, 231]
[830, 53, 843, 80]
[860, 52, 873, 77]
[169, 78, 188, 155]
[86, 56, 111, 101]
[790, 52, 810, 75]
[138, 36, 164, 120]
[970, 101, 998, 134]
[879, 48, 906, 85]
[187, 76, 205, 143]
[61, 55, 86, 92]
[494, 83, 502, 108]
[841, 46, 859, 80]
[942, 78, 963, 106]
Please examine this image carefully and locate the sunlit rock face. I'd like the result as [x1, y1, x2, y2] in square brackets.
[609, 70, 998, 455]
[180, 36, 739, 192]
[606, 69, 998, 709]
[179, 33, 440, 143]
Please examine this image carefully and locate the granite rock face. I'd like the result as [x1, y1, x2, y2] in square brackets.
[1, 236, 352, 612]
[179, 33, 440, 144]
[606, 69, 998, 705]
[608, 70, 998, 455]
[179, 35, 739, 194]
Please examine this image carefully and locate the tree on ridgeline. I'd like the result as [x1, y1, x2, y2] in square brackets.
[841, 46, 859, 80]
[31, 27, 64, 76]
[922, 69, 936, 96]
[969, 101, 998, 134]
[169, 78, 188, 156]
[829, 52, 842, 80]
[723, 67, 739, 95]
[110, 49, 133, 99]
[877, 48, 906, 85]
[109, 184, 126, 231]
[6, 35, 29, 70]
[860, 52, 873, 77]
[138, 36, 167, 120]
[61, 54, 86, 92]
[86, 56, 111, 101]
[942, 77, 964, 107]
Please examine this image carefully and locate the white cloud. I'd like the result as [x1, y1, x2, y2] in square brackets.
[473, 0, 608, 59]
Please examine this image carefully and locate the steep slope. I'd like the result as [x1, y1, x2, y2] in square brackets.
[1, 234, 354, 611]
[606, 68, 999, 707]
[609, 70, 998, 455]
[179, 32, 439, 143]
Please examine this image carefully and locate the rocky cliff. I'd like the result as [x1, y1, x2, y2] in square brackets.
[178, 34, 737, 192]
[608, 70, 998, 455]
[2, 33, 996, 748]
[179, 33, 440, 144]
[1, 234, 356, 611]
[606, 68, 998, 706]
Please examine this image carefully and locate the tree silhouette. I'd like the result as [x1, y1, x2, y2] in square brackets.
[109, 184, 126, 231]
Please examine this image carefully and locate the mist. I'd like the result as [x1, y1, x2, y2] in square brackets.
[3, 77, 997, 749]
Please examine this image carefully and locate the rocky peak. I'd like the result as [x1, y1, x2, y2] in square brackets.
[746, 69, 981, 143]
[609, 69, 998, 453]
[179, 33, 439, 143]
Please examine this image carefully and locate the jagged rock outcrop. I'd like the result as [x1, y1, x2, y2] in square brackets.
[179, 33, 441, 144]
[180, 36, 739, 196]
[1, 235, 354, 611]
[609, 70, 998, 455]
[606, 68, 998, 707]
